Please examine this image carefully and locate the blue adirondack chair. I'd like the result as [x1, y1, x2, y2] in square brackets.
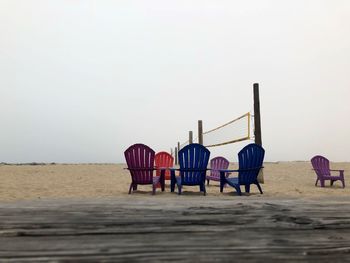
[220, 143, 265, 196]
[170, 143, 210, 195]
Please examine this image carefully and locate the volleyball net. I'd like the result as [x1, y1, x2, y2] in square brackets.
[177, 112, 253, 151]
[203, 112, 251, 148]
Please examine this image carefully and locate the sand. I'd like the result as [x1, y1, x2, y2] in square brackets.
[0, 162, 349, 202]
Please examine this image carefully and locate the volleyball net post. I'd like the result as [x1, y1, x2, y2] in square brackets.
[175, 147, 178, 165]
[254, 83, 262, 146]
[198, 120, 203, 145]
[189, 131, 193, 144]
[254, 83, 264, 183]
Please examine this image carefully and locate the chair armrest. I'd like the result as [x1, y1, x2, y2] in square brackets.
[330, 169, 345, 177]
[219, 167, 263, 173]
[219, 169, 239, 173]
[156, 167, 168, 170]
[124, 167, 157, 171]
[170, 168, 209, 172]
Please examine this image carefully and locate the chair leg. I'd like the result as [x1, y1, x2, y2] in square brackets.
[128, 183, 133, 194]
[315, 179, 319, 186]
[207, 179, 210, 186]
[133, 184, 137, 191]
[256, 182, 263, 194]
[203, 184, 206, 196]
[170, 171, 176, 192]
[342, 178, 345, 188]
[330, 180, 334, 186]
[245, 184, 250, 193]
[161, 170, 165, 192]
[220, 172, 225, 193]
[235, 185, 242, 196]
[200, 183, 204, 192]
[178, 185, 182, 195]
[320, 179, 325, 187]
[152, 185, 156, 195]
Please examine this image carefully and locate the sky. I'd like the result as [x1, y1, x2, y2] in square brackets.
[1, 0, 350, 163]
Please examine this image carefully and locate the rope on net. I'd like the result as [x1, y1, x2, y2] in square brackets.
[203, 112, 252, 148]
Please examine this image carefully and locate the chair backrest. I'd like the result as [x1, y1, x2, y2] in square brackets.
[155, 151, 174, 177]
[178, 143, 210, 185]
[238, 143, 265, 185]
[311, 155, 331, 177]
[124, 143, 155, 184]
[210, 156, 230, 178]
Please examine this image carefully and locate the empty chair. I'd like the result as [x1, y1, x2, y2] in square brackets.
[220, 143, 265, 196]
[311, 155, 345, 188]
[170, 143, 210, 195]
[206, 156, 230, 185]
[155, 151, 174, 180]
[124, 143, 165, 195]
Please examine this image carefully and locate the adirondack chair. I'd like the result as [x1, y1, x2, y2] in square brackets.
[311, 155, 345, 188]
[220, 143, 265, 196]
[124, 143, 165, 195]
[170, 143, 210, 195]
[206, 156, 230, 185]
[155, 151, 174, 180]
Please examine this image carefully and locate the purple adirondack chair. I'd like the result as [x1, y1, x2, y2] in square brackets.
[124, 143, 165, 195]
[311, 155, 345, 188]
[206, 156, 230, 185]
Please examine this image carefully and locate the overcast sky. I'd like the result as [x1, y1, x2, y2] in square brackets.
[1, 0, 349, 163]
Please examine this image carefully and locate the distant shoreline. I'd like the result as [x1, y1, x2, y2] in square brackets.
[1, 161, 349, 166]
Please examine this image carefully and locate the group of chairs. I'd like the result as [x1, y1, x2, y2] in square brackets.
[124, 143, 265, 196]
[124, 143, 347, 196]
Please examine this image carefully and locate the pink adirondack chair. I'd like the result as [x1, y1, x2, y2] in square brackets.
[311, 155, 345, 188]
[124, 143, 165, 195]
[206, 156, 230, 185]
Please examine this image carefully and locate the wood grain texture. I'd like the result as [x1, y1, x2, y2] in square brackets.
[1, 197, 350, 262]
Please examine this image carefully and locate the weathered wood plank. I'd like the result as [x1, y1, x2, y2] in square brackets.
[0, 197, 350, 262]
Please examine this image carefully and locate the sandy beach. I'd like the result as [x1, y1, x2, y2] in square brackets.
[0, 162, 348, 202]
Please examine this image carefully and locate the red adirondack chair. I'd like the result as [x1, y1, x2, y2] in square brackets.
[124, 143, 165, 195]
[311, 155, 345, 188]
[206, 156, 230, 185]
[155, 151, 174, 180]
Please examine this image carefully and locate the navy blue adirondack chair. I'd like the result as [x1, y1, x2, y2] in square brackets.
[220, 143, 265, 196]
[170, 143, 210, 195]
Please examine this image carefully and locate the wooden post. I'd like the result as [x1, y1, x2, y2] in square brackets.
[254, 83, 264, 183]
[254, 83, 262, 146]
[170, 148, 173, 157]
[177, 142, 180, 152]
[189, 131, 193, 144]
[198, 120, 203, 145]
[175, 147, 178, 165]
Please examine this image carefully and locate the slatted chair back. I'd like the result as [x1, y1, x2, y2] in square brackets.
[311, 155, 331, 177]
[238, 143, 265, 185]
[210, 157, 230, 178]
[124, 143, 155, 184]
[155, 151, 174, 179]
[179, 143, 210, 185]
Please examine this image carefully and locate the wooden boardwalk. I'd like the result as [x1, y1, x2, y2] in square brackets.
[1, 196, 350, 262]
